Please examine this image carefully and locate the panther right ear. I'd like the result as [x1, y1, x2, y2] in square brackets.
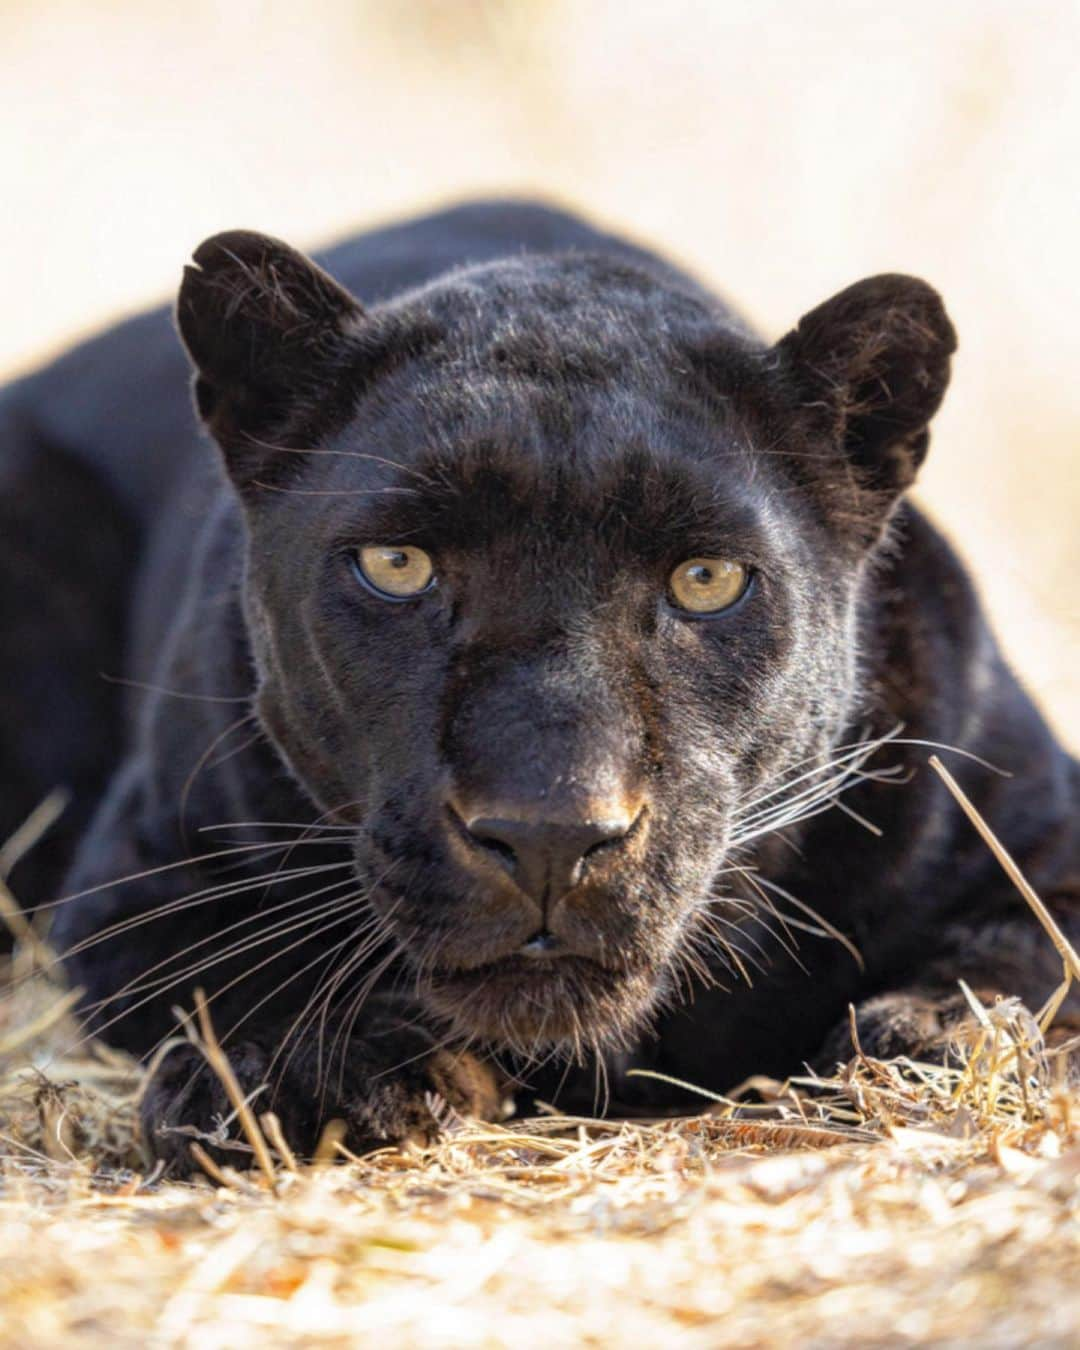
[775, 273, 956, 506]
[176, 230, 363, 489]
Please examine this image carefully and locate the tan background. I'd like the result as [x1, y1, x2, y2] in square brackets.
[2, 0, 1077, 743]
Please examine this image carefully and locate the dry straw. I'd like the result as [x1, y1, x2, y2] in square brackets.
[0, 770, 1077, 1347]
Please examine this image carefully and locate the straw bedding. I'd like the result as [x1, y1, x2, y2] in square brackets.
[1, 936, 1078, 1349]
[1, 765, 1078, 1348]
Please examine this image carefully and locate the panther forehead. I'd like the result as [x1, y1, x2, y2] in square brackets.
[305, 407, 793, 577]
[387, 249, 732, 348]
[286, 331, 796, 575]
[333, 250, 761, 439]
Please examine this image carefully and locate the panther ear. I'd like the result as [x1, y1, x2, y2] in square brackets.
[775, 274, 956, 501]
[176, 230, 363, 489]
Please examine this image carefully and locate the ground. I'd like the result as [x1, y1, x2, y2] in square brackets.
[1, 928, 1078, 1349]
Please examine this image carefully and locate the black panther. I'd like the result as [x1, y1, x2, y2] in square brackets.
[1, 202, 1076, 1170]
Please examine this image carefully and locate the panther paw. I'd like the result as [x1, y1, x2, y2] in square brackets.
[815, 989, 977, 1070]
[140, 1029, 504, 1177]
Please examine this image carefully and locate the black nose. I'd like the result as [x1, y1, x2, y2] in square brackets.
[461, 809, 637, 905]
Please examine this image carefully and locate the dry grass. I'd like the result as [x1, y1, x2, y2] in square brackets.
[1, 982, 1077, 1347]
[1, 775, 1078, 1346]
[1, 951, 1078, 1344]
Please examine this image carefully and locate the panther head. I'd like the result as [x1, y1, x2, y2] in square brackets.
[177, 228, 955, 1059]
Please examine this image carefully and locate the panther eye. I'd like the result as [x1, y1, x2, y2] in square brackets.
[668, 557, 748, 615]
[352, 545, 435, 600]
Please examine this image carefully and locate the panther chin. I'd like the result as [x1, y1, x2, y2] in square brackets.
[421, 948, 665, 1060]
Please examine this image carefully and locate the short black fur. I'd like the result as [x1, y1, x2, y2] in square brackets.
[2, 201, 1076, 1170]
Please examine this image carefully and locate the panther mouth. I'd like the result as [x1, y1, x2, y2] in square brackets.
[362, 843, 677, 1054]
[429, 926, 598, 973]
[422, 949, 659, 1055]
[433, 949, 606, 984]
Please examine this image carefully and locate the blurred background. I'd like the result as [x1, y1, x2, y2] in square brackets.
[2, 0, 1077, 741]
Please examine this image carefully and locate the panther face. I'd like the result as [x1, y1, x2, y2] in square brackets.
[178, 233, 954, 1058]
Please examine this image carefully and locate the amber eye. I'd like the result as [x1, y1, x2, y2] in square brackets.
[668, 557, 749, 615]
[353, 545, 435, 600]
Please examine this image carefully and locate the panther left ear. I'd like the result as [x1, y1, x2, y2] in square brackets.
[176, 230, 364, 490]
[775, 274, 957, 498]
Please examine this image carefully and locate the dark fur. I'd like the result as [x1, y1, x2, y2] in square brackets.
[3, 202, 1077, 1171]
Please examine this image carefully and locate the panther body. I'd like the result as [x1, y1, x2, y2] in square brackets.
[1, 202, 1075, 1167]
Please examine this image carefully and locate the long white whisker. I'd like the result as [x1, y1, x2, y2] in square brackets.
[221, 923, 370, 1063]
[325, 944, 408, 1105]
[27, 838, 341, 916]
[73, 868, 359, 1018]
[49, 858, 353, 970]
[734, 735, 898, 833]
[733, 726, 903, 820]
[746, 872, 864, 971]
[197, 820, 359, 835]
[145, 899, 379, 1079]
[74, 881, 365, 1045]
[0, 856, 355, 1010]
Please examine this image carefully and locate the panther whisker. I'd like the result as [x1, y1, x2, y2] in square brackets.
[667, 945, 706, 1004]
[306, 897, 405, 1087]
[680, 910, 743, 984]
[1, 856, 355, 1006]
[75, 896, 364, 1063]
[239, 437, 439, 487]
[334, 939, 411, 1055]
[697, 908, 773, 980]
[249, 806, 363, 902]
[251, 482, 423, 500]
[746, 872, 864, 971]
[725, 865, 805, 968]
[138, 895, 377, 1075]
[510, 1027, 569, 1083]
[136, 923, 362, 1085]
[27, 838, 344, 916]
[731, 726, 903, 820]
[592, 1052, 611, 1119]
[210, 898, 397, 1091]
[99, 673, 252, 705]
[325, 944, 409, 1104]
[196, 820, 360, 835]
[42, 858, 354, 976]
[732, 731, 1006, 850]
[232, 916, 398, 1104]
[177, 712, 262, 849]
[733, 785, 868, 846]
[234, 929, 362, 1066]
[73, 880, 365, 1046]
[830, 796, 884, 837]
[71, 866, 359, 1018]
[737, 736, 909, 821]
[732, 745, 897, 839]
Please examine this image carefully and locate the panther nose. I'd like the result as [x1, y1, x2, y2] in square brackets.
[460, 808, 638, 905]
